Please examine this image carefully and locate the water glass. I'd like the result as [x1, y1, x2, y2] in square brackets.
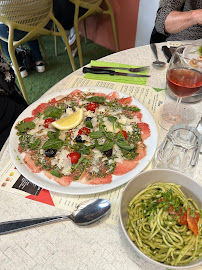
[152, 124, 202, 178]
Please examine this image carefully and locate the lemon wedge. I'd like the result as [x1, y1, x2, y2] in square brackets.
[52, 108, 84, 130]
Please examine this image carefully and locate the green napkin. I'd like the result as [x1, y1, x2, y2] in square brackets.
[84, 60, 148, 85]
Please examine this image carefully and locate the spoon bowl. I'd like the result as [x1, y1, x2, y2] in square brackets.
[69, 198, 111, 225]
[152, 60, 166, 69]
[0, 198, 111, 235]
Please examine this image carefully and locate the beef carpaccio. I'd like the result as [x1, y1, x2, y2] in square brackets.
[15, 89, 151, 187]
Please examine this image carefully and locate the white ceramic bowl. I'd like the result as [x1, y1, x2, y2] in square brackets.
[119, 169, 202, 269]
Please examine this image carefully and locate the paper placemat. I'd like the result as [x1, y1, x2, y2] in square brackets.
[0, 75, 165, 225]
[84, 60, 149, 85]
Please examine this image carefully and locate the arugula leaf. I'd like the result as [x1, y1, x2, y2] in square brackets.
[42, 138, 64, 150]
[107, 115, 117, 130]
[17, 121, 35, 133]
[107, 115, 117, 123]
[71, 155, 91, 180]
[89, 131, 103, 139]
[85, 120, 93, 129]
[105, 100, 140, 112]
[43, 106, 63, 119]
[47, 130, 60, 139]
[115, 133, 134, 150]
[122, 149, 138, 160]
[115, 121, 122, 129]
[95, 141, 114, 152]
[104, 131, 115, 141]
[72, 143, 94, 154]
[122, 105, 140, 112]
[30, 138, 41, 149]
[50, 170, 62, 178]
[86, 96, 106, 103]
[99, 121, 106, 132]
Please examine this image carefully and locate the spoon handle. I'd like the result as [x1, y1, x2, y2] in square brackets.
[150, 43, 158, 60]
[0, 216, 68, 235]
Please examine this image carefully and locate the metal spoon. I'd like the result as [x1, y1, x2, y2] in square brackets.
[150, 43, 166, 69]
[0, 199, 111, 235]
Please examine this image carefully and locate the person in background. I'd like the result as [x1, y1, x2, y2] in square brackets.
[0, 50, 27, 150]
[53, 0, 87, 57]
[0, 23, 45, 78]
[154, 0, 202, 42]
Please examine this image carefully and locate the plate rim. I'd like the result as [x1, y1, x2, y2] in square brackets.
[183, 41, 202, 65]
[9, 86, 158, 195]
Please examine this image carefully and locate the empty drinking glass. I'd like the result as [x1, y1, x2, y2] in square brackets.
[152, 124, 202, 178]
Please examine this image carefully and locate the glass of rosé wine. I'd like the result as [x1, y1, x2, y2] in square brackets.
[159, 44, 202, 131]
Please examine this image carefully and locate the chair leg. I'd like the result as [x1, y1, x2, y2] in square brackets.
[74, 6, 83, 67]
[51, 15, 76, 71]
[109, 12, 119, 52]
[9, 46, 29, 104]
[38, 37, 49, 64]
[53, 23, 58, 56]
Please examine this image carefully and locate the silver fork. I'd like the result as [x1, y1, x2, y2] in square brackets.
[91, 66, 149, 73]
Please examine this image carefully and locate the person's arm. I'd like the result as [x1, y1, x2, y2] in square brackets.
[165, 9, 202, 34]
[155, 0, 186, 36]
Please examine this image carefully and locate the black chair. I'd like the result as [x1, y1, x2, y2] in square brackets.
[150, 26, 167, 44]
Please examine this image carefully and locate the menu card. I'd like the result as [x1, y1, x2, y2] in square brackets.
[0, 75, 165, 225]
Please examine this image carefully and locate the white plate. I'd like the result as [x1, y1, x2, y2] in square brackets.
[9, 87, 158, 195]
[183, 40, 202, 67]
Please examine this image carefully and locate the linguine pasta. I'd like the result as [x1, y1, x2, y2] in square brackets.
[127, 182, 202, 266]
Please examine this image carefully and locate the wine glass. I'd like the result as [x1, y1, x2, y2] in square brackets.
[159, 44, 202, 130]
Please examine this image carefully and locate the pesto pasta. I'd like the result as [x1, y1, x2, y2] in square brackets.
[127, 182, 202, 266]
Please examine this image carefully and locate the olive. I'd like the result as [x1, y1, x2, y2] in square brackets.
[103, 148, 113, 157]
[65, 105, 72, 112]
[85, 117, 92, 121]
[75, 135, 85, 143]
[45, 149, 57, 158]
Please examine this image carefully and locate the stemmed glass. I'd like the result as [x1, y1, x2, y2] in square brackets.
[159, 44, 202, 130]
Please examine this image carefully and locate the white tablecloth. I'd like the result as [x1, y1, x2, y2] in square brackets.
[0, 42, 201, 270]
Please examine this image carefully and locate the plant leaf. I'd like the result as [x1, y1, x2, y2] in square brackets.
[42, 138, 64, 150]
[86, 96, 106, 103]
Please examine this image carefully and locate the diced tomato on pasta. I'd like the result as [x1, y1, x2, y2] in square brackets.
[187, 209, 200, 236]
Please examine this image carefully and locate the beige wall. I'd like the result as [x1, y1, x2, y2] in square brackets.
[79, 0, 140, 52]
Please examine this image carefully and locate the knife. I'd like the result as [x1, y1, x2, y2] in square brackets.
[91, 65, 149, 72]
[83, 67, 150, 77]
[162, 46, 172, 62]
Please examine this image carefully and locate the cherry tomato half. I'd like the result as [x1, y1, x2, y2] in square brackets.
[78, 127, 91, 136]
[118, 130, 128, 140]
[44, 118, 55, 128]
[86, 102, 98, 112]
[67, 152, 81, 164]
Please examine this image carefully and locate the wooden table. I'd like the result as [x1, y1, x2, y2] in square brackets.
[0, 43, 201, 270]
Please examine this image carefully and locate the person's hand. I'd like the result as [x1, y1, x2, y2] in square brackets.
[193, 9, 202, 25]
